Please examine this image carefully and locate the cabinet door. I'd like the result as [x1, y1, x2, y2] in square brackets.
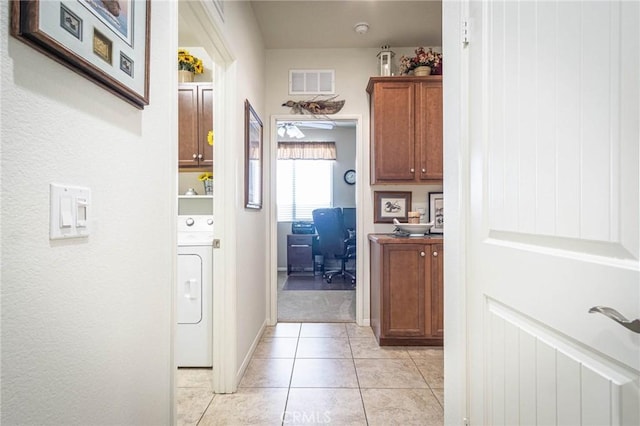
[371, 82, 416, 183]
[416, 81, 443, 181]
[198, 85, 214, 167]
[430, 243, 444, 337]
[178, 84, 199, 168]
[383, 244, 430, 337]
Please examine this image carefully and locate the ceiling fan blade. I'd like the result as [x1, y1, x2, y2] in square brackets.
[292, 121, 335, 130]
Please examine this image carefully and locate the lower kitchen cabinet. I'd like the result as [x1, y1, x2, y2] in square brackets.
[369, 234, 443, 345]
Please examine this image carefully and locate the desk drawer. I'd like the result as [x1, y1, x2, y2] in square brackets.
[287, 235, 314, 246]
[288, 246, 313, 264]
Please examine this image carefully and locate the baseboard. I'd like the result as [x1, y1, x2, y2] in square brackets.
[235, 319, 267, 387]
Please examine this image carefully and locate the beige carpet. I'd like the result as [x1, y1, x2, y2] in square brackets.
[277, 272, 356, 322]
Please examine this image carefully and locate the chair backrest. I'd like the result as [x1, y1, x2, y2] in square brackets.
[342, 207, 356, 231]
[312, 208, 347, 257]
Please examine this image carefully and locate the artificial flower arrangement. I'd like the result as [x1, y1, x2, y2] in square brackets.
[207, 130, 214, 146]
[198, 172, 213, 181]
[399, 47, 442, 75]
[178, 49, 204, 74]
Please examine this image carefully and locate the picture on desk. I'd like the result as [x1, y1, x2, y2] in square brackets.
[374, 191, 412, 223]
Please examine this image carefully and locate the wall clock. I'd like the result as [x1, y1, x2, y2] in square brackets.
[344, 169, 356, 185]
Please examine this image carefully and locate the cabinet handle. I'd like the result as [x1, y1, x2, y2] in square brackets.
[192, 154, 197, 159]
[420, 251, 425, 257]
[410, 168, 415, 173]
[290, 244, 311, 248]
[198, 153, 203, 159]
[433, 251, 438, 257]
[422, 168, 426, 173]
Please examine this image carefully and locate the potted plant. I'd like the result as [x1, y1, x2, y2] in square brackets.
[399, 47, 442, 76]
[177, 49, 204, 82]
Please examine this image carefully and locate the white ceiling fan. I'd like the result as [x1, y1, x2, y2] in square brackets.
[277, 121, 335, 139]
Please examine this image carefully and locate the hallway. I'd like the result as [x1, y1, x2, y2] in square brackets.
[177, 322, 443, 425]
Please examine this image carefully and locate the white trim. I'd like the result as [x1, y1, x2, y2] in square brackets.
[443, 0, 469, 424]
[168, 2, 179, 424]
[177, 0, 238, 395]
[268, 115, 365, 326]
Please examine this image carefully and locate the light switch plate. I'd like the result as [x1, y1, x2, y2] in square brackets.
[50, 183, 91, 240]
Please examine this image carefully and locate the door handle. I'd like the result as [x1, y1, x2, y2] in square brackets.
[589, 306, 640, 334]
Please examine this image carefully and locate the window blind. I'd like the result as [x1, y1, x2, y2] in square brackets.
[277, 159, 333, 221]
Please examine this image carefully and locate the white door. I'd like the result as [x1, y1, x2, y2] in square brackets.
[465, 1, 639, 424]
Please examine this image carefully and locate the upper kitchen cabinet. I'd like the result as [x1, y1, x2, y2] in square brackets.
[178, 83, 213, 169]
[367, 76, 443, 184]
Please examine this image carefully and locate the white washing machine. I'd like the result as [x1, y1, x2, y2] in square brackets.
[176, 215, 214, 367]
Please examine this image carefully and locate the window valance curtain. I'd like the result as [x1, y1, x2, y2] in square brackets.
[277, 141, 337, 160]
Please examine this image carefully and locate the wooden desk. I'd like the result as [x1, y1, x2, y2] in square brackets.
[287, 234, 317, 275]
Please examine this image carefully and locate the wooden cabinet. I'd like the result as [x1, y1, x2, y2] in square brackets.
[367, 76, 442, 184]
[369, 234, 443, 345]
[178, 83, 213, 169]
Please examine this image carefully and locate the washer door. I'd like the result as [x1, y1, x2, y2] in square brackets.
[177, 253, 203, 324]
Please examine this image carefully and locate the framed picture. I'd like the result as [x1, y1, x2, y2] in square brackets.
[244, 99, 263, 210]
[11, 0, 150, 109]
[374, 191, 412, 223]
[428, 192, 444, 234]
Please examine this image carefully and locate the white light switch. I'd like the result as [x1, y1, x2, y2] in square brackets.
[60, 196, 73, 228]
[50, 183, 91, 240]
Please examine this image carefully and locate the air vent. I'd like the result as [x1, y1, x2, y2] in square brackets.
[289, 69, 335, 95]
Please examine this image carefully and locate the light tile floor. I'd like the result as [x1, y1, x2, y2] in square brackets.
[177, 322, 443, 426]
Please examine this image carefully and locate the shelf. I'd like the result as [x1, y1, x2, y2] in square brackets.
[178, 195, 213, 199]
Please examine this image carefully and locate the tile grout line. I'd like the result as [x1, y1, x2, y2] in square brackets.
[408, 350, 444, 410]
[347, 328, 370, 426]
[280, 323, 302, 426]
[195, 391, 215, 426]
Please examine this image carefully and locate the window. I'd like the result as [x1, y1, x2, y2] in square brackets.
[277, 160, 333, 221]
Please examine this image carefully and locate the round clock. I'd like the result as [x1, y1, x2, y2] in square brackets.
[343, 169, 356, 185]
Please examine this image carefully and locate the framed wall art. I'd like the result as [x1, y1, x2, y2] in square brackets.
[11, 0, 150, 109]
[244, 99, 263, 210]
[428, 192, 444, 234]
[374, 191, 412, 223]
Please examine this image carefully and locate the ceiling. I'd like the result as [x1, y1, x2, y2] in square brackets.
[250, 1, 442, 49]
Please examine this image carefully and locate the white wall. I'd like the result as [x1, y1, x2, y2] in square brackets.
[1, 2, 176, 424]
[219, 1, 269, 381]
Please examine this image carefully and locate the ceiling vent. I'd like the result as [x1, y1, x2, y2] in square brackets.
[289, 69, 335, 95]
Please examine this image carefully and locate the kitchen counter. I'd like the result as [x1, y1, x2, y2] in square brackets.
[368, 233, 443, 245]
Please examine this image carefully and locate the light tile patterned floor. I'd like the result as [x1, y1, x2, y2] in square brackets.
[177, 322, 443, 426]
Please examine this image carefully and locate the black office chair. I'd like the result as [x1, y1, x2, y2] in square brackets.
[312, 208, 356, 285]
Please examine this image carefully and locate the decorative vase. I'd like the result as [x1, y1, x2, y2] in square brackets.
[203, 178, 213, 195]
[178, 70, 194, 82]
[413, 66, 432, 76]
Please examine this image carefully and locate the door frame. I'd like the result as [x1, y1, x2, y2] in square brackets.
[268, 114, 366, 326]
[442, 0, 469, 424]
[176, 0, 238, 398]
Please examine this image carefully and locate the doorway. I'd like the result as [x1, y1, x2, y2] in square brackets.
[273, 118, 358, 322]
